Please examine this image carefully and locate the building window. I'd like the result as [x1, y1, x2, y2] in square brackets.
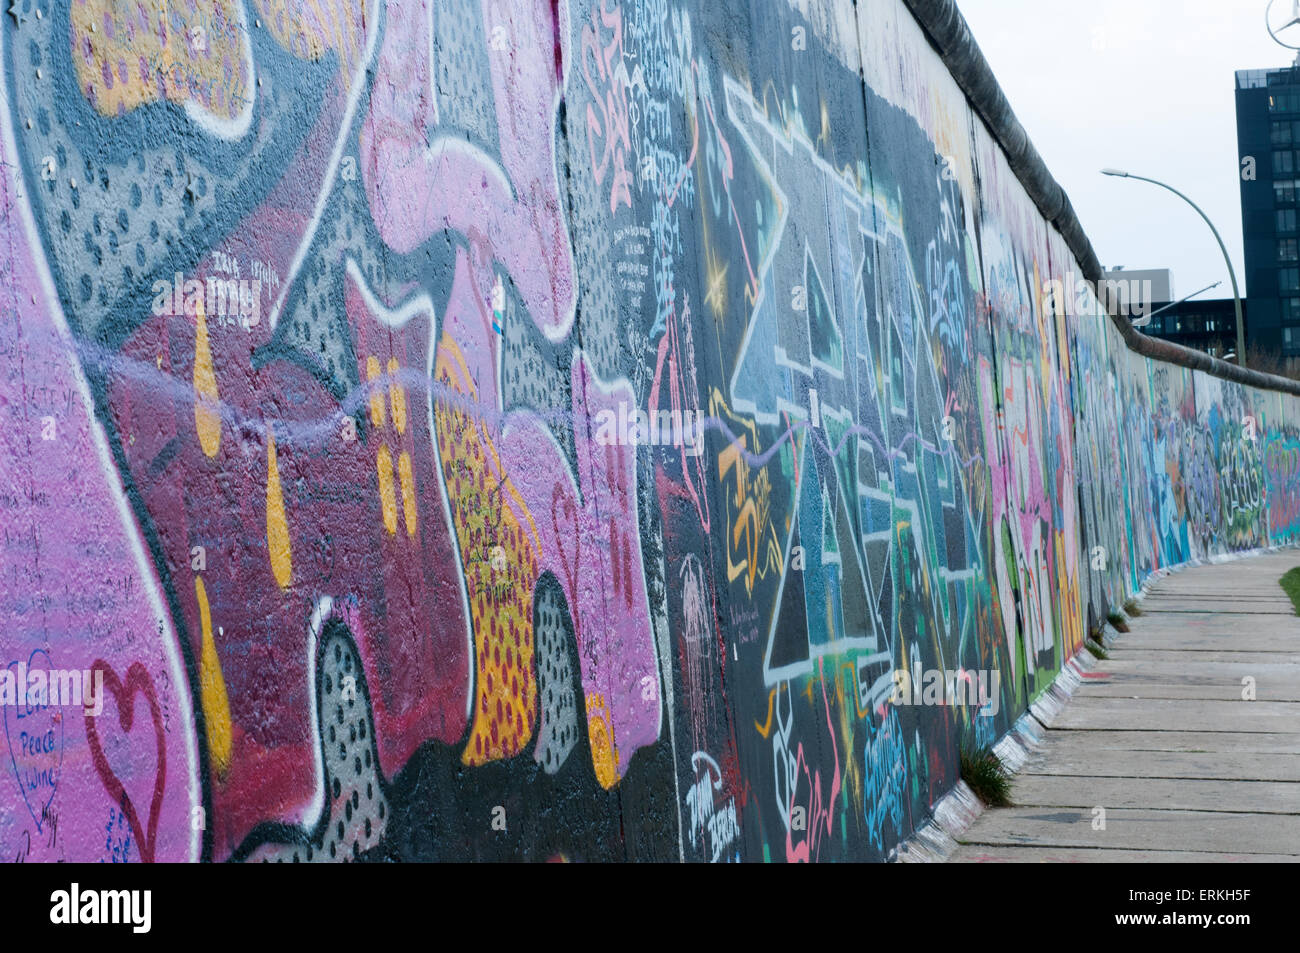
[1281, 239, 1300, 261]
[1276, 150, 1297, 175]
[1272, 91, 1300, 113]
[1279, 208, 1297, 232]
[1283, 297, 1300, 323]
[1281, 268, 1300, 293]
[1276, 178, 1300, 203]
[1274, 120, 1295, 145]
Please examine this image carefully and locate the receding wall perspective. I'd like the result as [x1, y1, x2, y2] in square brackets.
[1, 0, 1297, 863]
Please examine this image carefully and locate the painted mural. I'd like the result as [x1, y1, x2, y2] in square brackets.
[1, 0, 1297, 864]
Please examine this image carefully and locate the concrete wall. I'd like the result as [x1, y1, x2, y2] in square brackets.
[1, 0, 1296, 863]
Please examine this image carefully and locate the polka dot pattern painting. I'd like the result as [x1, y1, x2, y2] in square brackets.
[243, 622, 389, 863]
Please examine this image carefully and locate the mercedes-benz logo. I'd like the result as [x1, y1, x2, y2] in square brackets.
[1268, 0, 1300, 49]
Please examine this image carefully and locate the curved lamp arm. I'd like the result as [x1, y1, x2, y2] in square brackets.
[1101, 169, 1247, 367]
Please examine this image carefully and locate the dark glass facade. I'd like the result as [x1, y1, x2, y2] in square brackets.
[1237, 66, 1300, 357]
[1140, 298, 1248, 360]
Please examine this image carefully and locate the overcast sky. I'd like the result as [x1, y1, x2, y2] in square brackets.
[957, 0, 1300, 300]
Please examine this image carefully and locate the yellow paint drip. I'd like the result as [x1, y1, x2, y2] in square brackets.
[585, 694, 621, 790]
[398, 450, 417, 537]
[266, 434, 293, 590]
[193, 299, 221, 458]
[377, 444, 398, 535]
[195, 577, 233, 780]
[367, 356, 385, 428]
[388, 357, 408, 434]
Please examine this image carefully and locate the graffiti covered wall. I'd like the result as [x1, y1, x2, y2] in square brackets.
[1, 0, 1297, 863]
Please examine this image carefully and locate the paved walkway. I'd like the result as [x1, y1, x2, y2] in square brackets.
[950, 551, 1300, 862]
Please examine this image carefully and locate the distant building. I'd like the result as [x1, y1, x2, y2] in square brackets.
[1140, 297, 1248, 362]
[1236, 64, 1300, 358]
[1102, 268, 1174, 318]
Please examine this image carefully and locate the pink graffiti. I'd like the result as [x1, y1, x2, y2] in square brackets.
[360, 0, 576, 340]
[580, 0, 633, 214]
[785, 660, 842, 863]
[360, 0, 658, 781]
[0, 160, 197, 862]
[650, 296, 710, 532]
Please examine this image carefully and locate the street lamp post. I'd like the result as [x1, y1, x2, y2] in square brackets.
[1101, 169, 1246, 368]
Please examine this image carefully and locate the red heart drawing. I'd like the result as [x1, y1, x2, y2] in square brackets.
[84, 661, 167, 864]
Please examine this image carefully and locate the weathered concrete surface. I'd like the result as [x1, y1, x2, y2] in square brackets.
[950, 552, 1300, 862]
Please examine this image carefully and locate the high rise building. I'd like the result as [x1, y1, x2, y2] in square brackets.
[1237, 63, 1300, 359]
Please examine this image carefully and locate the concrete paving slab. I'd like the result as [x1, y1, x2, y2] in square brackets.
[1097, 659, 1300, 677]
[956, 808, 1300, 855]
[1033, 729, 1300, 754]
[1110, 649, 1300, 664]
[1080, 678, 1300, 702]
[1140, 603, 1297, 616]
[1050, 698, 1300, 732]
[1019, 749, 1300, 782]
[1099, 630, 1300, 652]
[1007, 775, 1298, 814]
